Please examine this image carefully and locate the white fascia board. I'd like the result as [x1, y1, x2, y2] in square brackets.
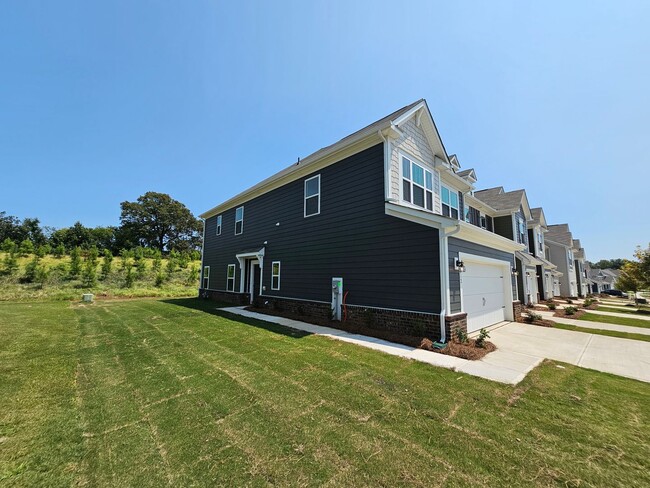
[200, 131, 383, 219]
[438, 168, 473, 192]
[455, 220, 525, 253]
[385, 202, 458, 230]
[463, 193, 497, 215]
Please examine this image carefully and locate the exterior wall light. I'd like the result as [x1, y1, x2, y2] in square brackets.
[511, 266, 519, 276]
[454, 258, 466, 273]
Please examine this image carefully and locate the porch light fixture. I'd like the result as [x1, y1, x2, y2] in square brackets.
[511, 266, 519, 276]
[454, 258, 466, 273]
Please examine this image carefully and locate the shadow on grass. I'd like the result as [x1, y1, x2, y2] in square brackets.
[160, 297, 312, 340]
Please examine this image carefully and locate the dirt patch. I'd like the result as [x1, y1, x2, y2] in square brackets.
[553, 309, 587, 319]
[516, 316, 556, 327]
[247, 307, 495, 361]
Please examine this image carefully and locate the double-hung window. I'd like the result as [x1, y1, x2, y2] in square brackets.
[480, 215, 487, 229]
[517, 217, 526, 244]
[537, 230, 543, 253]
[202, 266, 210, 289]
[567, 249, 574, 268]
[441, 185, 459, 219]
[402, 156, 433, 211]
[216, 215, 222, 236]
[271, 261, 281, 290]
[235, 207, 244, 235]
[304, 175, 320, 217]
[226, 264, 236, 291]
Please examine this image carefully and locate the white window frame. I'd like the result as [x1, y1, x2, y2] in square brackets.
[517, 217, 526, 244]
[216, 215, 222, 236]
[441, 184, 459, 219]
[226, 264, 236, 291]
[234, 206, 244, 235]
[567, 249, 574, 268]
[401, 155, 433, 211]
[304, 175, 321, 217]
[202, 266, 210, 289]
[271, 261, 281, 290]
[537, 230, 543, 252]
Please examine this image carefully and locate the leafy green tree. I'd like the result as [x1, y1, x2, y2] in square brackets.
[166, 250, 179, 277]
[18, 239, 34, 256]
[617, 244, 650, 303]
[53, 244, 66, 258]
[100, 249, 113, 280]
[1, 252, 18, 276]
[35, 244, 51, 258]
[119, 192, 201, 252]
[69, 247, 82, 279]
[152, 250, 162, 273]
[186, 264, 199, 285]
[22, 256, 40, 283]
[124, 266, 135, 288]
[178, 251, 190, 269]
[119, 249, 132, 271]
[81, 247, 99, 287]
[1, 238, 17, 253]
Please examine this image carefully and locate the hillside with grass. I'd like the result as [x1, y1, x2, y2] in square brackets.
[0, 248, 200, 301]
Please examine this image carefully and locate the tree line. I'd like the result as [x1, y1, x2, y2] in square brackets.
[0, 191, 202, 256]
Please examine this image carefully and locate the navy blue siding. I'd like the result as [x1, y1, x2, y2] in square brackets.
[202, 143, 442, 312]
[447, 237, 516, 313]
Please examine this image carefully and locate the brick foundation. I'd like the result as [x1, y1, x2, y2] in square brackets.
[344, 304, 441, 340]
[252, 296, 443, 341]
[444, 312, 468, 340]
[512, 300, 523, 320]
[200, 289, 250, 305]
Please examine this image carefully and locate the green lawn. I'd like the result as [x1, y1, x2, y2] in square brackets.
[598, 306, 650, 316]
[1, 299, 649, 487]
[553, 323, 650, 343]
[579, 312, 650, 329]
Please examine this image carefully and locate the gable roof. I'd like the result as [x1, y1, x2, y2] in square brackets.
[530, 207, 547, 228]
[546, 224, 573, 247]
[474, 187, 533, 219]
[200, 99, 448, 219]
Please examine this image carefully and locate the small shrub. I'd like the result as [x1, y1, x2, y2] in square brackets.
[119, 249, 133, 271]
[152, 250, 162, 273]
[154, 272, 165, 287]
[35, 244, 51, 258]
[524, 312, 542, 323]
[100, 249, 113, 280]
[178, 251, 190, 269]
[186, 264, 198, 285]
[475, 328, 490, 348]
[22, 256, 40, 283]
[69, 247, 82, 279]
[1, 238, 17, 253]
[564, 306, 578, 316]
[455, 327, 468, 344]
[81, 258, 97, 288]
[525, 302, 535, 309]
[583, 298, 594, 307]
[1, 252, 19, 276]
[53, 244, 66, 258]
[124, 266, 135, 288]
[18, 239, 34, 257]
[166, 251, 178, 276]
[565, 298, 573, 304]
[136, 258, 147, 278]
[34, 265, 49, 288]
[547, 303, 557, 310]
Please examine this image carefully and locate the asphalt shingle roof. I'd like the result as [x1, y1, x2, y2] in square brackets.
[546, 224, 573, 247]
[474, 188, 525, 212]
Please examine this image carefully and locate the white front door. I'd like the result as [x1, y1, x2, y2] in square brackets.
[462, 261, 507, 333]
[248, 260, 259, 304]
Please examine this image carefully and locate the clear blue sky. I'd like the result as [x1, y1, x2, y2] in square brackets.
[1, 1, 648, 261]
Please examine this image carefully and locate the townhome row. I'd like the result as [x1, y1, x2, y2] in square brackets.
[199, 99, 596, 341]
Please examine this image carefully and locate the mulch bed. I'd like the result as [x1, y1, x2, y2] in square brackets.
[516, 316, 556, 327]
[553, 308, 587, 319]
[246, 306, 496, 361]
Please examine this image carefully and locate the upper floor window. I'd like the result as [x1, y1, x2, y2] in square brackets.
[235, 206, 244, 235]
[441, 185, 459, 219]
[304, 175, 321, 217]
[537, 230, 543, 252]
[216, 215, 222, 236]
[402, 156, 433, 211]
[480, 215, 487, 229]
[567, 249, 574, 268]
[517, 217, 526, 244]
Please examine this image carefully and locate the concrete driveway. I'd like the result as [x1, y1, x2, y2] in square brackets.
[488, 323, 650, 383]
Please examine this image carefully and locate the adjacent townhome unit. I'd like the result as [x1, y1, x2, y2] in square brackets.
[199, 99, 525, 342]
[545, 224, 579, 297]
[589, 268, 620, 293]
[572, 239, 589, 297]
[528, 207, 561, 300]
[473, 187, 542, 305]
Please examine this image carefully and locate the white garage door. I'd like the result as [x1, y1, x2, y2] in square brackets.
[462, 261, 506, 333]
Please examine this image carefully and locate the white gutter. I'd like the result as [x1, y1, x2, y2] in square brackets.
[378, 130, 391, 201]
[439, 222, 462, 343]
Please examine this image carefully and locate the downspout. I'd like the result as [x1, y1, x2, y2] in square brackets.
[439, 222, 462, 343]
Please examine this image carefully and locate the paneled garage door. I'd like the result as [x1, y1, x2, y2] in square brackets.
[462, 261, 507, 333]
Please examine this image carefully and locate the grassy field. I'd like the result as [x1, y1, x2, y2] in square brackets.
[553, 323, 650, 342]
[0, 253, 199, 301]
[1, 299, 649, 487]
[579, 312, 650, 329]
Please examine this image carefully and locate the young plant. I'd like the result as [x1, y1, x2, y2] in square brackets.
[178, 251, 190, 269]
[124, 266, 135, 288]
[524, 312, 542, 323]
[53, 244, 66, 258]
[564, 306, 578, 316]
[152, 250, 162, 273]
[1, 252, 19, 276]
[475, 328, 490, 348]
[186, 264, 198, 285]
[1, 238, 17, 253]
[100, 249, 113, 280]
[154, 272, 165, 287]
[22, 256, 40, 283]
[69, 247, 82, 279]
[547, 303, 557, 310]
[455, 327, 468, 344]
[18, 239, 34, 257]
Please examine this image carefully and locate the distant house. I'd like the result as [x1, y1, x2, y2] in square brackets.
[199, 99, 525, 342]
[589, 268, 620, 293]
[545, 224, 579, 297]
[528, 208, 561, 300]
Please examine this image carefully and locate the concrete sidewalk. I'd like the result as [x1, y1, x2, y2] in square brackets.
[587, 309, 650, 321]
[220, 307, 541, 385]
[537, 310, 650, 335]
[488, 323, 650, 383]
